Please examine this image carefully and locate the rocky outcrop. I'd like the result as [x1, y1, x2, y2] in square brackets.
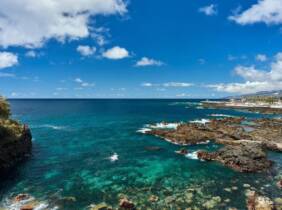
[0, 121, 32, 176]
[143, 117, 282, 172]
[197, 143, 273, 172]
[0, 97, 32, 177]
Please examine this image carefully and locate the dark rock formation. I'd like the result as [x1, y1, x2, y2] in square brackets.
[175, 148, 188, 155]
[0, 122, 32, 176]
[0, 97, 32, 177]
[197, 143, 273, 172]
[143, 117, 282, 172]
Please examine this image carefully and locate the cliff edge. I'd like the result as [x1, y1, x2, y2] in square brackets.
[0, 97, 32, 177]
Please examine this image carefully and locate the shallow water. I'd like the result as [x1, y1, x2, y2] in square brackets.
[1, 99, 281, 209]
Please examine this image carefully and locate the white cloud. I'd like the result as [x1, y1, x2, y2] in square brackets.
[25, 50, 37, 58]
[91, 27, 110, 46]
[199, 4, 217, 16]
[256, 54, 268, 62]
[74, 77, 95, 88]
[163, 82, 194, 87]
[0, 52, 18, 69]
[77, 45, 96, 56]
[102, 46, 129, 59]
[11, 92, 18, 97]
[229, 0, 282, 25]
[142, 82, 194, 88]
[234, 66, 267, 81]
[176, 93, 191, 97]
[75, 78, 83, 83]
[135, 57, 164, 67]
[56, 87, 68, 91]
[208, 52, 282, 94]
[198, 58, 206, 65]
[0, 72, 15, 77]
[0, 0, 127, 48]
[227, 54, 248, 61]
[141, 82, 154, 87]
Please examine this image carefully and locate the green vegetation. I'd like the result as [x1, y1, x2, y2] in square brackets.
[0, 97, 11, 119]
[0, 96, 23, 141]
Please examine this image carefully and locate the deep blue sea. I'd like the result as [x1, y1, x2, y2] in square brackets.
[1, 99, 281, 210]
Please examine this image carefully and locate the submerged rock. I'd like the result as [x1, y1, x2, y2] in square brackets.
[202, 196, 221, 209]
[148, 195, 159, 202]
[246, 191, 274, 210]
[276, 180, 282, 189]
[274, 198, 282, 210]
[119, 198, 135, 209]
[90, 202, 112, 210]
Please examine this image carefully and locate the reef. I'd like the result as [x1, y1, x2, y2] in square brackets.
[144, 117, 282, 172]
[0, 97, 32, 177]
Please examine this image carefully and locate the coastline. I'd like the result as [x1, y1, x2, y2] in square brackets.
[202, 100, 282, 114]
[1, 99, 281, 210]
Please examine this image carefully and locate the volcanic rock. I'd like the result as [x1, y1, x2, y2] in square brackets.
[197, 143, 272, 172]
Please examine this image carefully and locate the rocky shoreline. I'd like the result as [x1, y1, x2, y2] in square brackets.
[0, 98, 32, 177]
[202, 101, 282, 114]
[145, 117, 282, 172]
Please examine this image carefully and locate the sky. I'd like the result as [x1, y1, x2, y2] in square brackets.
[0, 0, 282, 98]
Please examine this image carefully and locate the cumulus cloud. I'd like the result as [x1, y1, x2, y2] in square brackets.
[0, 0, 127, 48]
[102, 46, 129, 59]
[199, 4, 217, 16]
[0, 52, 18, 69]
[229, 0, 282, 25]
[135, 57, 164, 67]
[142, 82, 194, 88]
[74, 78, 95, 88]
[208, 52, 282, 94]
[256, 54, 268, 62]
[77, 45, 96, 56]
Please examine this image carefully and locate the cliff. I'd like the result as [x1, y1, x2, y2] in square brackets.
[0, 97, 32, 177]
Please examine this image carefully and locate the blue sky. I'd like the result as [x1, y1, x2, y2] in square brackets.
[0, 0, 282, 98]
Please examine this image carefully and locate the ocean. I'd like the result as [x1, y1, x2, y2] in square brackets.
[1, 99, 281, 209]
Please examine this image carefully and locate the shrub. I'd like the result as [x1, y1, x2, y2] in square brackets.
[0, 97, 11, 119]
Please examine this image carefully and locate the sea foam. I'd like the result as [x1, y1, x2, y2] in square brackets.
[31, 124, 68, 130]
[185, 151, 199, 160]
[209, 114, 234, 117]
[190, 119, 210, 124]
[137, 122, 180, 133]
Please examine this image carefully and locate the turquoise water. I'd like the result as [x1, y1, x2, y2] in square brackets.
[1, 99, 281, 209]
